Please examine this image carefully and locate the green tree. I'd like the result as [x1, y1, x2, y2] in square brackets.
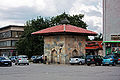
[16, 13, 88, 58]
[16, 17, 50, 58]
[50, 12, 87, 29]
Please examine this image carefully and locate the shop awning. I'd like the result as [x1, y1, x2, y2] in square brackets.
[103, 40, 120, 43]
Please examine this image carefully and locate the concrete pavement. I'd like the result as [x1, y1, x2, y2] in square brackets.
[0, 63, 120, 80]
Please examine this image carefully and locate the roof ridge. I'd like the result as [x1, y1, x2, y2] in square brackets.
[64, 24, 66, 31]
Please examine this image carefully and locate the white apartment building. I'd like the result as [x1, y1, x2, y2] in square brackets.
[103, 0, 120, 56]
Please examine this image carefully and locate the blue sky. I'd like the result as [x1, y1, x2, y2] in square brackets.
[0, 0, 102, 34]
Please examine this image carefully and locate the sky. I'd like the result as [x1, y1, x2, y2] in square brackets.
[0, 0, 102, 34]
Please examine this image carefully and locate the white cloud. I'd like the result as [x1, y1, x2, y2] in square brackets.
[0, 0, 34, 9]
[69, 0, 102, 34]
[84, 15, 102, 32]
[34, 0, 46, 11]
[0, 0, 102, 35]
[0, 0, 48, 11]
[0, 20, 24, 27]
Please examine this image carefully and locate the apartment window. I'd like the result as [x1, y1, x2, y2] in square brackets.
[12, 40, 17, 46]
[18, 32, 23, 37]
[0, 41, 11, 47]
[6, 41, 11, 46]
[0, 33, 2, 39]
[12, 31, 18, 37]
[12, 31, 23, 38]
[0, 31, 11, 39]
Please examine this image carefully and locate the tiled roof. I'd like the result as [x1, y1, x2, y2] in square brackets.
[32, 24, 97, 35]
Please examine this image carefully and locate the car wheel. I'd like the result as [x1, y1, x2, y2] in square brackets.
[71, 63, 74, 65]
[102, 64, 105, 66]
[10, 63, 12, 66]
[95, 62, 99, 66]
[13, 60, 15, 63]
[79, 62, 82, 65]
[27, 63, 29, 65]
[15, 63, 17, 65]
[8, 63, 12, 67]
[99, 63, 101, 66]
[107, 64, 109, 66]
[112, 62, 116, 66]
[39, 61, 41, 63]
[18, 63, 20, 65]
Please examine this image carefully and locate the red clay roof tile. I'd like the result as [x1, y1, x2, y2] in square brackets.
[32, 24, 97, 35]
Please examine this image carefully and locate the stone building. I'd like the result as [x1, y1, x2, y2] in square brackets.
[0, 25, 24, 56]
[32, 24, 97, 64]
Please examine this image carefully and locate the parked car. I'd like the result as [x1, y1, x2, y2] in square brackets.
[86, 55, 103, 66]
[9, 56, 17, 63]
[118, 58, 120, 64]
[102, 55, 118, 66]
[0, 56, 12, 66]
[69, 56, 85, 65]
[31, 56, 37, 62]
[33, 56, 43, 63]
[15, 55, 29, 65]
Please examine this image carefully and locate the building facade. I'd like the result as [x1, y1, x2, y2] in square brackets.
[44, 35, 86, 64]
[85, 41, 103, 56]
[0, 25, 24, 56]
[103, 0, 120, 56]
[32, 24, 97, 64]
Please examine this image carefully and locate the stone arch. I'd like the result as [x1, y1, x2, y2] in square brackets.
[72, 49, 79, 57]
[51, 49, 57, 63]
[68, 53, 72, 58]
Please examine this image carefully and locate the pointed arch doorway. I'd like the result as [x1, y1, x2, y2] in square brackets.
[72, 49, 79, 57]
[51, 49, 57, 63]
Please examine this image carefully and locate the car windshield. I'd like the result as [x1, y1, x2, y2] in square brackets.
[11, 56, 16, 58]
[0, 57, 5, 60]
[5, 57, 10, 60]
[18, 56, 28, 58]
[86, 55, 94, 58]
[0, 57, 9, 60]
[103, 56, 112, 59]
[37, 56, 42, 59]
[32, 56, 36, 58]
[23, 56, 28, 58]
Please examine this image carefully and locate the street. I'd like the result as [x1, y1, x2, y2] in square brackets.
[0, 63, 120, 80]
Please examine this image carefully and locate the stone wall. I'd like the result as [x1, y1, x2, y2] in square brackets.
[44, 35, 86, 64]
[44, 35, 65, 64]
[65, 35, 86, 63]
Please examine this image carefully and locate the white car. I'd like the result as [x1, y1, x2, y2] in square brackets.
[15, 55, 29, 65]
[69, 56, 85, 65]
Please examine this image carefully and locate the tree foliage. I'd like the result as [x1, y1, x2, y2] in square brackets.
[16, 17, 50, 58]
[50, 12, 87, 29]
[16, 12, 88, 58]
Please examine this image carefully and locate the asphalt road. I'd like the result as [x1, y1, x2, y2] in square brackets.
[0, 63, 120, 80]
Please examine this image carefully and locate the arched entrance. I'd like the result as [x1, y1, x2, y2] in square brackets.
[51, 50, 57, 63]
[72, 49, 79, 57]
